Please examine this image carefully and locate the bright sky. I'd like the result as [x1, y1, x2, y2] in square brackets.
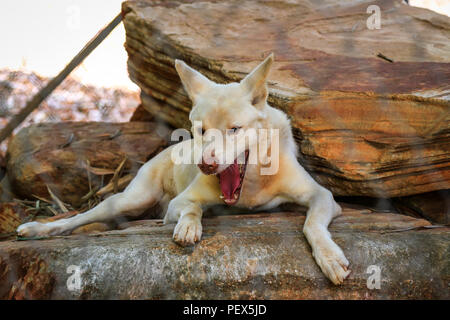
[0, 1, 447, 91]
[410, 0, 450, 16]
[0, 0, 138, 90]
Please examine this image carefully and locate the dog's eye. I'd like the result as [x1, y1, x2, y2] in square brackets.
[228, 126, 241, 134]
[196, 127, 205, 136]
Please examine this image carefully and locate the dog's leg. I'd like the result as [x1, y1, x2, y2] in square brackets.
[302, 188, 350, 285]
[17, 157, 166, 238]
[281, 157, 350, 285]
[164, 173, 219, 246]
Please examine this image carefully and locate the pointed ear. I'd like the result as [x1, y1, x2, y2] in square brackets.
[175, 59, 213, 103]
[241, 53, 274, 109]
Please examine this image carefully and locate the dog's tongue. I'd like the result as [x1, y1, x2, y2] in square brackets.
[219, 159, 240, 202]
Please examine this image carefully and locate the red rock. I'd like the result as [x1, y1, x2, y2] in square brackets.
[122, 0, 450, 197]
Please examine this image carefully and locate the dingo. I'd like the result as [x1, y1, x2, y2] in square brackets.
[17, 54, 350, 285]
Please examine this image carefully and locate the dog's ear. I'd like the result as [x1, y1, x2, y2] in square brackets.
[175, 59, 213, 103]
[241, 53, 274, 109]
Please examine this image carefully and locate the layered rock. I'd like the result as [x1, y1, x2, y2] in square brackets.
[6, 121, 170, 206]
[0, 206, 448, 299]
[122, 0, 450, 197]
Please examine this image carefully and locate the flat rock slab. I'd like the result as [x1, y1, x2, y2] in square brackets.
[123, 0, 450, 197]
[6, 121, 171, 205]
[0, 207, 448, 299]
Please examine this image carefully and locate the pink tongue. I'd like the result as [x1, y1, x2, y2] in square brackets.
[219, 160, 241, 201]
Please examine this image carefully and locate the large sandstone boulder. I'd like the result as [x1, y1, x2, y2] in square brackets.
[0, 206, 448, 299]
[122, 0, 450, 197]
[6, 121, 170, 206]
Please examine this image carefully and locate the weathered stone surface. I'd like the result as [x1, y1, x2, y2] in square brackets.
[6, 121, 170, 206]
[123, 0, 450, 197]
[0, 206, 448, 299]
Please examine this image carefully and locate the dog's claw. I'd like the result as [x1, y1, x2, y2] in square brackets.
[173, 215, 202, 247]
[313, 242, 351, 285]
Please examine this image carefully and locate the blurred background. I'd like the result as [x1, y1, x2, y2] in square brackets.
[0, 0, 140, 155]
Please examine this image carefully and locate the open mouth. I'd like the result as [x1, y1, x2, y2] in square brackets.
[217, 150, 249, 205]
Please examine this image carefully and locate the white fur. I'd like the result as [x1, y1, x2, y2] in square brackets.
[17, 54, 350, 285]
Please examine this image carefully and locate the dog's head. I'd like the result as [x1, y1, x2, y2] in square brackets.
[175, 54, 274, 204]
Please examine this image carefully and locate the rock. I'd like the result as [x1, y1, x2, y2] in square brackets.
[130, 104, 154, 122]
[0, 174, 15, 202]
[394, 190, 449, 225]
[0, 205, 448, 299]
[0, 203, 28, 234]
[122, 0, 450, 197]
[6, 121, 171, 206]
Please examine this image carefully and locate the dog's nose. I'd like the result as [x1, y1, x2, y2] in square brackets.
[198, 156, 218, 175]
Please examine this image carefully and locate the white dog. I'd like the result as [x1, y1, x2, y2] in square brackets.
[17, 54, 350, 285]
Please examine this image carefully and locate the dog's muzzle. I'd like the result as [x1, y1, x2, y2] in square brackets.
[198, 156, 218, 175]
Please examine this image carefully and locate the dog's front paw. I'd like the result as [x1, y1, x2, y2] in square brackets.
[17, 221, 59, 238]
[173, 214, 202, 247]
[312, 241, 350, 285]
